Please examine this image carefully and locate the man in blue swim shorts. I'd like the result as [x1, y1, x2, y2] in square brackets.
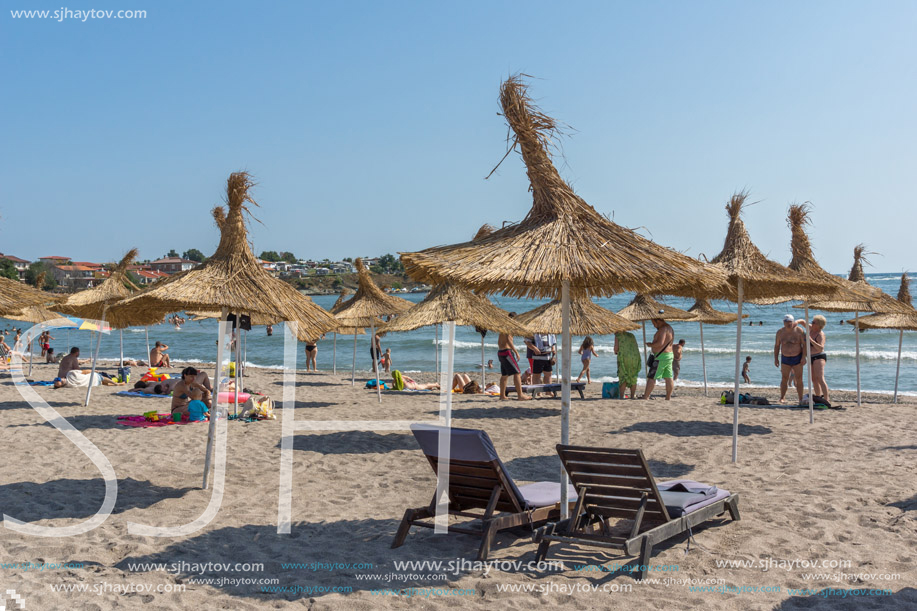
[774, 314, 806, 404]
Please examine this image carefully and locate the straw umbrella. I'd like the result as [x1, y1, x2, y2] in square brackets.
[0, 277, 57, 317]
[850, 273, 917, 403]
[401, 76, 729, 515]
[108, 172, 338, 489]
[332, 258, 412, 401]
[685, 299, 745, 396]
[707, 192, 834, 462]
[518, 295, 639, 336]
[55, 249, 145, 405]
[616, 294, 695, 363]
[800, 245, 911, 406]
[383, 282, 531, 396]
[329, 288, 353, 375]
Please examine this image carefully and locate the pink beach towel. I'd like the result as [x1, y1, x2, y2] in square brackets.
[117, 414, 204, 428]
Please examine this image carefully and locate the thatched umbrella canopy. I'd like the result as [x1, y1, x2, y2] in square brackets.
[383, 283, 528, 335]
[333, 258, 412, 395]
[617, 294, 695, 364]
[617, 294, 695, 322]
[517, 296, 638, 336]
[686, 299, 746, 396]
[687, 299, 744, 325]
[802, 245, 909, 314]
[707, 192, 836, 461]
[400, 75, 730, 517]
[382, 282, 530, 389]
[751, 205, 882, 305]
[57, 249, 141, 324]
[54, 249, 146, 403]
[0, 277, 57, 317]
[5, 305, 62, 324]
[109, 172, 339, 491]
[401, 77, 728, 301]
[108, 174, 337, 339]
[847, 273, 917, 403]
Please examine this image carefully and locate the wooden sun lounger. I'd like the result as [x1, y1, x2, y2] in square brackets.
[505, 382, 586, 399]
[533, 446, 740, 579]
[392, 425, 576, 560]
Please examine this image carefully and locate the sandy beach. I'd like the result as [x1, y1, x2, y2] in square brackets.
[1, 362, 914, 610]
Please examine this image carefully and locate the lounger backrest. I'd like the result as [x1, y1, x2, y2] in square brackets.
[411, 425, 526, 514]
[557, 445, 671, 526]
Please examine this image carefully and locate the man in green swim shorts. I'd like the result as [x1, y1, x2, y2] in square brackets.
[642, 317, 675, 400]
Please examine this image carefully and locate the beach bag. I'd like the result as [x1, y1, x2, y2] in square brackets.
[602, 382, 620, 399]
[241, 395, 275, 420]
[365, 379, 388, 390]
[646, 354, 659, 378]
[392, 370, 405, 391]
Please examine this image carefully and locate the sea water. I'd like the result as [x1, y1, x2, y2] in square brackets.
[5, 274, 915, 396]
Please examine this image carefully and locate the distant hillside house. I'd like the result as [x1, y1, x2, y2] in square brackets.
[40, 255, 72, 266]
[135, 270, 170, 284]
[0, 253, 30, 280]
[150, 257, 199, 274]
[51, 265, 108, 290]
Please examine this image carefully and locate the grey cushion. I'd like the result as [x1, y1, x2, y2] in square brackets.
[657, 479, 731, 517]
[517, 482, 579, 509]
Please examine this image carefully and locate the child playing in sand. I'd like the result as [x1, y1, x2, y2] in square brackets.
[742, 356, 751, 383]
[380, 348, 392, 373]
[576, 336, 598, 383]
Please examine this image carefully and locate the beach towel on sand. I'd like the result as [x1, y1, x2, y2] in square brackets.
[117, 414, 203, 428]
[115, 390, 169, 399]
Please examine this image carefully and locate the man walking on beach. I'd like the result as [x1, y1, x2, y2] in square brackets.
[774, 314, 805, 404]
[498, 313, 531, 401]
[643, 317, 675, 400]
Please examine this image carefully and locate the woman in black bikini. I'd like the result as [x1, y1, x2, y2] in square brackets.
[304, 340, 318, 371]
[799, 315, 829, 402]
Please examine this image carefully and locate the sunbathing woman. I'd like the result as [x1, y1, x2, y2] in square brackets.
[171, 367, 213, 415]
[401, 374, 439, 391]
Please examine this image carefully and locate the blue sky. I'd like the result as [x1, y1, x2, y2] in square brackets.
[1, 1, 915, 273]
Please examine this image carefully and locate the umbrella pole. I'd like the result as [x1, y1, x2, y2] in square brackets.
[481, 335, 485, 389]
[700, 322, 707, 396]
[84, 311, 106, 407]
[371, 320, 381, 403]
[855, 311, 861, 407]
[435, 324, 439, 376]
[28, 338, 33, 377]
[560, 280, 572, 520]
[351, 331, 357, 386]
[443, 321, 455, 424]
[732, 279, 743, 463]
[805, 303, 813, 424]
[894, 329, 903, 403]
[145, 327, 150, 366]
[204, 306, 229, 489]
[119, 329, 123, 368]
[333, 332, 337, 375]
[641, 321, 648, 365]
[234, 324, 240, 417]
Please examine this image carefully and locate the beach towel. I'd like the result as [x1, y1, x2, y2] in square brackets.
[117, 414, 203, 428]
[392, 370, 405, 391]
[115, 390, 169, 399]
[28, 380, 56, 387]
[615, 332, 641, 388]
